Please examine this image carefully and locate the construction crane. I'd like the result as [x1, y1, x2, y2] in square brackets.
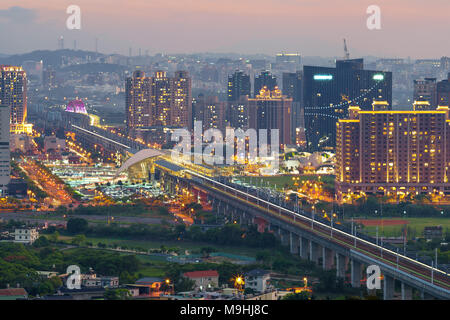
[343, 38, 350, 60]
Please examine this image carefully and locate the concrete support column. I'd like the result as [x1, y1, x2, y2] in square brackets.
[280, 229, 289, 246]
[401, 282, 412, 300]
[336, 253, 347, 278]
[351, 259, 361, 288]
[310, 241, 320, 265]
[322, 247, 334, 270]
[289, 233, 299, 254]
[383, 274, 395, 300]
[300, 237, 309, 260]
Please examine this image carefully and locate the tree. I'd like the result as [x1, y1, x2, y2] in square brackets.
[104, 288, 132, 300]
[67, 218, 88, 234]
[176, 277, 196, 293]
[71, 234, 86, 246]
[37, 280, 55, 296]
[49, 276, 63, 290]
[33, 236, 50, 248]
[49, 231, 59, 243]
[119, 271, 136, 285]
[282, 292, 311, 300]
[200, 247, 216, 258]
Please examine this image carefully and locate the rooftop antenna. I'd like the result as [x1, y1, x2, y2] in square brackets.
[343, 38, 350, 60]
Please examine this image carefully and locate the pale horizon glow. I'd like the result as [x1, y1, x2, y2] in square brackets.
[0, 0, 449, 58]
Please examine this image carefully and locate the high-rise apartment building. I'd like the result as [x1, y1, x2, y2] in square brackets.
[247, 86, 292, 147]
[303, 59, 392, 151]
[170, 71, 192, 129]
[125, 70, 151, 133]
[437, 73, 450, 107]
[0, 65, 27, 125]
[226, 97, 249, 130]
[414, 78, 437, 107]
[336, 101, 450, 202]
[0, 105, 10, 196]
[193, 95, 225, 132]
[151, 71, 172, 127]
[228, 71, 251, 102]
[254, 71, 277, 98]
[126, 70, 192, 134]
[282, 72, 303, 142]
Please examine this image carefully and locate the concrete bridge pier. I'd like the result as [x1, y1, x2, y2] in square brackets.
[336, 253, 347, 279]
[290, 233, 299, 255]
[300, 237, 309, 260]
[351, 259, 362, 288]
[401, 282, 413, 300]
[322, 247, 334, 270]
[279, 228, 289, 247]
[310, 241, 321, 265]
[383, 274, 395, 300]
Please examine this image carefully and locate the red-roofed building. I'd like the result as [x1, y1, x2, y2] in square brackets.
[183, 270, 219, 291]
[0, 288, 28, 300]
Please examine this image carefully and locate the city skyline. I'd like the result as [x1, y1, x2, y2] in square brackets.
[0, 1, 449, 58]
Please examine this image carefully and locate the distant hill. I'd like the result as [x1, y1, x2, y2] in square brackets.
[59, 63, 127, 74]
[0, 49, 107, 67]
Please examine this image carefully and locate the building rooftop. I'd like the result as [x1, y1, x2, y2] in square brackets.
[0, 288, 28, 297]
[183, 270, 219, 278]
[136, 277, 164, 284]
[245, 269, 270, 277]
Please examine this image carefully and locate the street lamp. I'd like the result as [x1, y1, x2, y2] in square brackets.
[165, 279, 174, 294]
[331, 213, 337, 237]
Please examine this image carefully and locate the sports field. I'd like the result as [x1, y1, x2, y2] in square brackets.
[354, 217, 450, 239]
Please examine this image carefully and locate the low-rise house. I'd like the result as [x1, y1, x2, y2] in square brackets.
[81, 273, 119, 288]
[0, 288, 28, 300]
[100, 276, 119, 288]
[14, 228, 39, 244]
[183, 270, 219, 291]
[128, 277, 166, 298]
[36, 271, 59, 279]
[424, 226, 443, 239]
[244, 269, 271, 293]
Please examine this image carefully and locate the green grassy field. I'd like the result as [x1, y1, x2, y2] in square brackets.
[63, 235, 264, 257]
[356, 217, 450, 239]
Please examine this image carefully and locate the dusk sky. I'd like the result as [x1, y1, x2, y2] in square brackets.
[0, 0, 449, 58]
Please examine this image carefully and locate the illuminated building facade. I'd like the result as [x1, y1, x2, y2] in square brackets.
[66, 100, 88, 114]
[414, 78, 437, 107]
[282, 71, 303, 142]
[303, 59, 392, 151]
[170, 71, 192, 129]
[126, 70, 192, 135]
[276, 53, 301, 66]
[437, 73, 450, 107]
[226, 96, 249, 130]
[193, 95, 226, 131]
[151, 71, 171, 127]
[0, 105, 10, 196]
[254, 71, 277, 98]
[247, 86, 292, 147]
[336, 101, 450, 202]
[126, 70, 151, 133]
[0, 65, 27, 125]
[228, 71, 251, 102]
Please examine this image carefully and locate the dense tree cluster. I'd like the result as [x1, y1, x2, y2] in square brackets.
[0, 242, 140, 297]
